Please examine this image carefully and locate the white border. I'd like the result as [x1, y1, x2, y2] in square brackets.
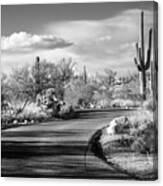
[0, 0, 162, 186]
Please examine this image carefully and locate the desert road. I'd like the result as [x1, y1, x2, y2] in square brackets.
[1, 110, 134, 179]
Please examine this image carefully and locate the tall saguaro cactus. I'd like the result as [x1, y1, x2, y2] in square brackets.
[134, 11, 152, 100]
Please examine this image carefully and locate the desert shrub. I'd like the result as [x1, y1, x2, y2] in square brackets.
[129, 112, 156, 154]
[128, 111, 156, 154]
[58, 105, 77, 119]
[95, 99, 111, 108]
[1, 114, 15, 129]
[114, 118, 131, 134]
[128, 110, 153, 129]
[16, 103, 49, 122]
[131, 126, 156, 154]
[143, 98, 155, 111]
[111, 99, 140, 108]
[17, 110, 48, 123]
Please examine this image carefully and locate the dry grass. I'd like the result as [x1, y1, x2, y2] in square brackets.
[107, 152, 157, 179]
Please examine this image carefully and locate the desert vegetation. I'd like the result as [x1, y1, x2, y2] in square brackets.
[1, 13, 157, 155]
[1, 54, 152, 129]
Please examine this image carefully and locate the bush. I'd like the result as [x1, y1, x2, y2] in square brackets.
[129, 112, 156, 154]
[1, 103, 50, 129]
[17, 110, 48, 123]
[143, 98, 155, 111]
[1, 115, 15, 129]
[128, 111, 156, 154]
[111, 99, 140, 108]
[16, 103, 49, 122]
[58, 105, 77, 119]
[95, 98, 111, 109]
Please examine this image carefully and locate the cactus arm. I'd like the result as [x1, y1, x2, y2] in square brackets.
[138, 48, 144, 68]
[135, 43, 142, 64]
[136, 43, 139, 58]
[145, 49, 151, 70]
[148, 28, 152, 50]
[134, 57, 142, 71]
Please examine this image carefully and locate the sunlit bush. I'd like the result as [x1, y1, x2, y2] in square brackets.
[17, 103, 49, 122]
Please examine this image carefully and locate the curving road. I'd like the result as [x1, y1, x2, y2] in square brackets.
[1, 110, 135, 179]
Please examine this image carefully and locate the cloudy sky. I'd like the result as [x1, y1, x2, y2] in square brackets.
[1, 2, 154, 76]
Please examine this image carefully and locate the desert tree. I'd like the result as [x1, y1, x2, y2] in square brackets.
[1, 73, 11, 111]
[9, 64, 35, 113]
[96, 68, 117, 98]
[64, 77, 96, 108]
[55, 57, 75, 99]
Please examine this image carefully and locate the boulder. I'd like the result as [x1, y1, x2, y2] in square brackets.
[13, 120, 18, 125]
[100, 116, 131, 148]
[105, 116, 130, 135]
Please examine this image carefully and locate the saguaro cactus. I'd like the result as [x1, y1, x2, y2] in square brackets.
[35, 56, 41, 94]
[83, 65, 87, 84]
[134, 11, 152, 100]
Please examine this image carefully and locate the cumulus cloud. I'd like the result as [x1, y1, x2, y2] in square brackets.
[1, 32, 73, 53]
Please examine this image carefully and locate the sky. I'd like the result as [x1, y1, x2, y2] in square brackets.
[1, 2, 154, 76]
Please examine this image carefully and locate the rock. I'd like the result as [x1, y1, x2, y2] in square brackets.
[13, 120, 18, 125]
[30, 120, 34, 124]
[105, 116, 130, 135]
[100, 116, 131, 147]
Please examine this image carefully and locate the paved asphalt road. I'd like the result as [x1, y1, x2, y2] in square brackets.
[1, 110, 135, 179]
